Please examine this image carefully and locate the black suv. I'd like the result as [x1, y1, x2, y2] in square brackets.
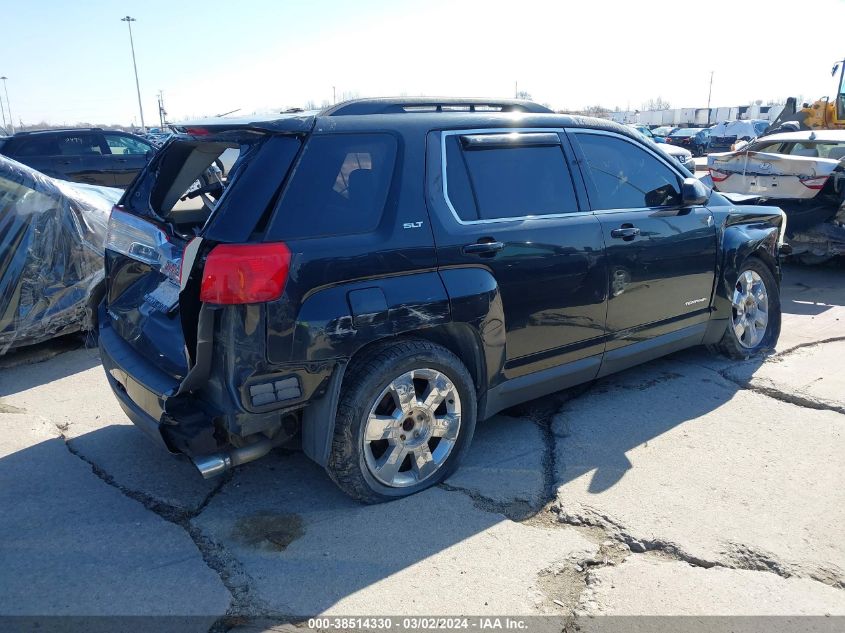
[98, 98, 785, 503]
[1, 128, 154, 187]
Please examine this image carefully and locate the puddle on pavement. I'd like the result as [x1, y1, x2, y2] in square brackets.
[232, 512, 305, 551]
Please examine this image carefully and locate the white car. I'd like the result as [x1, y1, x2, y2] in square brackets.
[707, 129, 845, 263]
[707, 130, 845, 200]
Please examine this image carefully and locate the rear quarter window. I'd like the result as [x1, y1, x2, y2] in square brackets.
[268, 133, 397, 240]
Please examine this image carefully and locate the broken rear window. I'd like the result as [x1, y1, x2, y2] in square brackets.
[125, 134, 259, 233]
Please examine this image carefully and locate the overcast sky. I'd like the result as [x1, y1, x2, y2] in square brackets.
[2, 0, 845, 127]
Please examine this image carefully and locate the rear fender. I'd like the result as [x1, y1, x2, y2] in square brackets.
[299, 267, 507, 466]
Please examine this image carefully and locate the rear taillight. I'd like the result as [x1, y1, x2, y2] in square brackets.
[106, 206, 174, 266]
[799, 176, 829, 190]
[200, 243, 291, 304]
[709, 168, 730, 182]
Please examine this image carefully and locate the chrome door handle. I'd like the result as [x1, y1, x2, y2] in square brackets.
[463, 241, 505, 255]
[610, 227, 640, 239]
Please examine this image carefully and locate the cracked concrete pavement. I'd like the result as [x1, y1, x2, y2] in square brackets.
[0, 263, 843, 629]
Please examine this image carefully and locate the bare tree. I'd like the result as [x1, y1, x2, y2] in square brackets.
[584, 104, 611, 118]
[515, 90, 532, 100]
[644, 97, 671, 110]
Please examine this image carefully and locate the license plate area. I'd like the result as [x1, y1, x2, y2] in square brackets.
[144, 279, 180, 314]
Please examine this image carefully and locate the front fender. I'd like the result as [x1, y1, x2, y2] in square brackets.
[706, 205, 784, 342]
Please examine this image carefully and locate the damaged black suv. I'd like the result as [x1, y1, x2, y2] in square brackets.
[99, 98, 786, 503]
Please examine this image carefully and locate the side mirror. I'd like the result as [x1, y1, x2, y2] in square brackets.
[681, 177, 710, 206]
[145, 149, 155, 160]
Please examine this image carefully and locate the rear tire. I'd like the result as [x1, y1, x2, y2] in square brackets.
[327, 340, 477, 503]
[711, 258, 781, 360]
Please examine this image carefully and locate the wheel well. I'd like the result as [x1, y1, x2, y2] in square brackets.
[84, 279, 107, 331]
[743, 248, 779, 282]
[348, 324, 486, 396]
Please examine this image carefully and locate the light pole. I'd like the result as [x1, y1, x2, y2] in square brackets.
[121, 16, 146, 132]
[707, 70, 714, 110]
[0, 86, 7, 132]
[1, 77, 14, 133]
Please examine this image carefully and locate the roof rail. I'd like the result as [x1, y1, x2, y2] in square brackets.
[321, 97, 553, 116]
[14, 127, 105, 136]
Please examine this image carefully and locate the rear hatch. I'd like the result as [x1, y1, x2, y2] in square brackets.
[103, 118, 309, 381]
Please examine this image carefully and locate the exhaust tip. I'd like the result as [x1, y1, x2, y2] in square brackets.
[192, 453, 232, 479]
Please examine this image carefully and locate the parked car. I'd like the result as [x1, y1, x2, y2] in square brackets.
[99, 98, 786, 503]
[708, 120, 770, 153]
[0, 155, 120, 354]
[628, 124, 666, 143]
[708, 129, 845, 263]
[651, 126, 677, 138]
[666, 127, 711, 156]
[0, 128, 156, 188]
[629, 125, 695, 171]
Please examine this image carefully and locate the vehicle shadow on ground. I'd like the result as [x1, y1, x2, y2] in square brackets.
[0, 337, 97, 395]
[0, 345, 769, 618]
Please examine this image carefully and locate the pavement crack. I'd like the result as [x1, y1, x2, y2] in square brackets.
[776, 336, 845, 357]
[437, 482, 541, 521]
[724, 542, 844, 590]
[717, 370, 845, 416]
[553, 504, 718, 570]
[53, 429, 267, 626]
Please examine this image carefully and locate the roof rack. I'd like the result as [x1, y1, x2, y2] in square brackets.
[321, 97, 553, 116]
[15, 127, 104, 136]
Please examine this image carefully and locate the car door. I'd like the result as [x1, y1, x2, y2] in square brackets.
[569, 129, 717, 361]
[103, 133, 154, 187]
[426, 128, 608, 384]
[55, 132, 113, 186]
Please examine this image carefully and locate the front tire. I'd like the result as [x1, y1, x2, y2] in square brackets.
[327, 340, 477, 503]
[712, 258, 781, 359]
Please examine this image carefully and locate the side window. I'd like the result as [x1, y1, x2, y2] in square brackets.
[105, 134, 151, 155]
[271, 133, 397, 240]
[10, 137, 61, 157]
[58, 134, 104, 156]
[445, 134, 579, 221]
[575, 133, 682, 210]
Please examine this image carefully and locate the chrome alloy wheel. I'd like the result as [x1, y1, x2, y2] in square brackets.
[362, 368, 461, 487]
[731, 270, 769, 349]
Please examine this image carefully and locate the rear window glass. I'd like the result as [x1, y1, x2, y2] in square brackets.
[271, 133, 397, 240]
[445, 135, 579, 221]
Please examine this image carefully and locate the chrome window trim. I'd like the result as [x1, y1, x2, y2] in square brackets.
[565, 127, 692, 217]
[439, 127, 592, 226]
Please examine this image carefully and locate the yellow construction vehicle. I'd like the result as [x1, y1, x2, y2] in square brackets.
[768, 58, 845, 132]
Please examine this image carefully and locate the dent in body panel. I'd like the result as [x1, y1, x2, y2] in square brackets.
[712, 205, 783, 316]
[290, 271, 452, 362]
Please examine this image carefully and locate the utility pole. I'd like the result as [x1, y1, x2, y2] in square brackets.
[707, 70, 714, 110]
[1, 77, 14, 133]
[332, 86, 336, 104]
[515, 81, 518, 98]
[121, 16, 146, 132]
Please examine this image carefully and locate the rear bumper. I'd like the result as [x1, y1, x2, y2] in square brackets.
[99, 315, 178, 452]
